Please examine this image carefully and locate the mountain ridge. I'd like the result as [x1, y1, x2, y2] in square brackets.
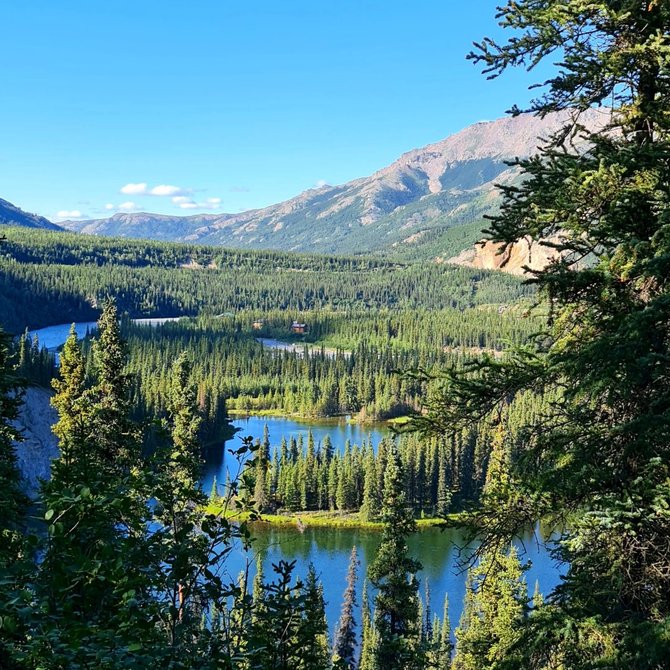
[0, 198, 62, 231]
[59, 109, 610, 258]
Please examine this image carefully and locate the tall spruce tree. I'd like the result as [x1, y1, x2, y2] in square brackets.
[151, 351, 212, 663]
[411, 2, 670, 666]
[452, 546, 527, 670]
[92, 299, 139, 472]
[367, 444, 425, 670]
[34, 306, 156, 667]
[333, 546, 359, 669]
[301, 564, 331, 670]
[437, 594, 452, 670]
[247, 560, 323, 670]
[358, 580, 378, 670]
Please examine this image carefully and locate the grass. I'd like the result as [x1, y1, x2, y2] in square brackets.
[204, 504, 460, 530]
[226, 407, 397, 429]
[226, 408, 289, 418]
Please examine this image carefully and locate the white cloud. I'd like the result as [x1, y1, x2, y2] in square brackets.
[120, 182, 148, 195]
[118, 201, 138, 212]
[55, 209, 83, 219]
[150, 184, 189, 197]
[120, 182, 192, 197]
[172, 195, 223, 211]
[314, 179, 328, 188]
[104, 203, 115, 210]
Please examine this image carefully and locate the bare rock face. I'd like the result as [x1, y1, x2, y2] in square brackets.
[12, 387, 58, 498]
[448, 236, 562, 276]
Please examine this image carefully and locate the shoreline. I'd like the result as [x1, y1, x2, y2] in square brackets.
[226, 408, 411, 429]
[205, 505, 460, 530]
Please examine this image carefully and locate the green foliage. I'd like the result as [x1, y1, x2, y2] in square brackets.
[452, 546, 527, 670]
[31, 300, 159, 666]
[333, 547, 359, 669]
[244, 560, 331, 670]
[412, 1, 670, 666]
[0, 328, 30, 667]
[14, 329, 55, 387]
[368, 444, 425, 670]
[1, 301, 259, 668]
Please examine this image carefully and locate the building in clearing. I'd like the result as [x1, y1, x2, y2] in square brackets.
[291, 321, 308, 334]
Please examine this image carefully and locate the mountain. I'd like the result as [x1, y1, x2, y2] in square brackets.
[0, 198, 61, 230]
[60, 110, 606, 258]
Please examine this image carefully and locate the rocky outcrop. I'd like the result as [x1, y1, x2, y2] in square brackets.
[12, 387, 58, 498]
[447, 236, 563, 276]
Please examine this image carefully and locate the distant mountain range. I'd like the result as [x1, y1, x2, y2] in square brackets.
[0, 198, 61, 231]
[57, 110, 605, 259]
[2, 109, 606, 266]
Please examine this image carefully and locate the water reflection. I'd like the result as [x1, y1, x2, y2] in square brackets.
[223, 522, 563, 639]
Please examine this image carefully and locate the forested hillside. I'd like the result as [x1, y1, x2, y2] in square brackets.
[0, 227, 531, 333]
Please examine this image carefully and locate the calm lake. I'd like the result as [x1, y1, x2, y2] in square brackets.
[202, 413, 388, 493]
[206, 415, 562, 638]
[27, 322, 564, 638]
[221, 522, 562, 639]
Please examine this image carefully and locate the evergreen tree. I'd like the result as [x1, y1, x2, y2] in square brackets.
[333, 546, 359, 669]
[34, 305, 156, 667]
[301, 564, 331, 670]
[50, 325, 93, 480]
[452, 546, 527, 670]
[413, 2, 670, 666]
[0, 328, 29, 667]
[359, 448, 380, 522]
[91, 298, 139, 472]
[367, 444, 425, 670]
[358, 580, 378, 670]
[437, 594, 452, 670]
[247, 560, 314, 670]
[0, 329, 27, 543]
[151, 350, 220, 663]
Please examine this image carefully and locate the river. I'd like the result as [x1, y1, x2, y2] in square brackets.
[27, 322, 564, 638]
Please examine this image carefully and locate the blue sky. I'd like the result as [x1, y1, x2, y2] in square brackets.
[1, 1, 548, 221]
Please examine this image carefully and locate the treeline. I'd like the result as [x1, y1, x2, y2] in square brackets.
[0, 227, 532, 333]
[240, 387, 547, 517]
[14, 329, 56, 387]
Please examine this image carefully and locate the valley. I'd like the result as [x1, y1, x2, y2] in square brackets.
[2, 0, 668, 663]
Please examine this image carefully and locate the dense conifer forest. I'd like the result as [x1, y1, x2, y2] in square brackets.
[0, 228, 531, 333]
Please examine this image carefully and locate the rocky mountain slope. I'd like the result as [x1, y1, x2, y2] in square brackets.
[61, 110, 606, 258]
[0, 198, 61, 230]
